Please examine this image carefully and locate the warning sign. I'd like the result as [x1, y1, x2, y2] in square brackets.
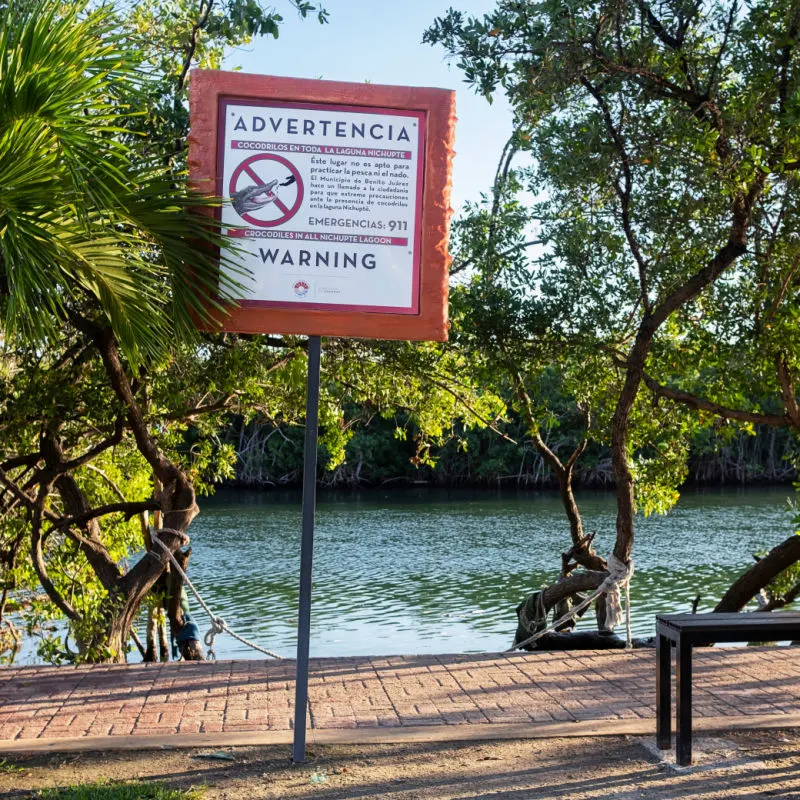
[219, 98, 424, 313]
[190, 71, 454, 341]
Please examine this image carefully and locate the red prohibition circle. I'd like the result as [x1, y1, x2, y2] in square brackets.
[229, 153, 304, 228]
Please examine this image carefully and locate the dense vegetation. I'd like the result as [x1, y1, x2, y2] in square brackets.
[424, 0, 800, 639]
[0, 0, 798, 664]
[0, 0, 499, 664]
[228, 403, 800, 489]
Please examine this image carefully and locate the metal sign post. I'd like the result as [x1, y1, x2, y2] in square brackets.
[292, 335, 321, 763]
[189, 72, 454, 764]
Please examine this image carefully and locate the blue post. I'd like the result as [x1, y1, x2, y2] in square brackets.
[292, 335, 321, 763]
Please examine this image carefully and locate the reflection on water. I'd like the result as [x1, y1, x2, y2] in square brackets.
[181, 487, 796, 659]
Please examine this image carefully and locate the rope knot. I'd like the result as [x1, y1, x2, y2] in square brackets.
[603, 554, 634, 641]
[508, 552, 635, 652]
[203, 616, 228, 661]
[204, 616, 226, 645]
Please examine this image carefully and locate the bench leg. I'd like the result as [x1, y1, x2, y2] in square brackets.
[675, 638, 692, 766]
[656, 633, 671, 749]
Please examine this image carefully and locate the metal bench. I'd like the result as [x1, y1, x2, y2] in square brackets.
[656, 611, 800, 766]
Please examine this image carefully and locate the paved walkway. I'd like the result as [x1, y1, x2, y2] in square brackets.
[0, 648, 798, 750]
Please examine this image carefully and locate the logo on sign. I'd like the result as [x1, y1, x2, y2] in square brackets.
[293, 280, 310, 298]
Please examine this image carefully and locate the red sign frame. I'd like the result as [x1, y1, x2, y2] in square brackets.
[188, 70, 455, 341]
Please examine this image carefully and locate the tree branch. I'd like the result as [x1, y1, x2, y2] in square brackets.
[426, 374, 516, 445]
[635, 0, 680, 49]
[716, 535, 800, 612]
[0, 467, 50, 518]
[90, 326, 183, 486]
[765, 251, 800, 322]
[650, 175, 766, 328]
[450, 239, 543, 276]
[581, 77, 651, 312]
[776, 353, 800, 427]
[588, 48, 734, 161]
[30, 487, 80, 622]
[62, 418, 125, 472]
[177, 0, 215, 92]
[54, 500, 161, 531]
[119, 527, 189, 600]
[511, 369, 604, 570]
[541, 569, 608, 609]
[53, 474, 122, 589]
[706, 1, 737, 95]
[590, 50, 704, 108]
[161, 393, 237, 422]
[0, 454, 41, 472]
[778, 6, 800, 116]
[642, 372, 792, 427]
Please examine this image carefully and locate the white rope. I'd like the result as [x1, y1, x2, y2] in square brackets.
[624, 570, 633, 650]
[150, 536, 282, 661]
[507, 554, 634, 652]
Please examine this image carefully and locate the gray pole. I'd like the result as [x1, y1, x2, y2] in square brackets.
[292, 335, 321, 763]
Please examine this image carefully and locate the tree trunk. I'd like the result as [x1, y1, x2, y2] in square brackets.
[158, 610, 169, 662]
[145, 608, 157, 662]
[610, 322, 656, 565]
[541, 570, 607, 608]
[166, 546, 204, 661]
[715, 535, 800, 612]
[94, 528, 191, 663]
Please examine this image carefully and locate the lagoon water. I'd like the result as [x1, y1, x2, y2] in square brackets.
[180, 486, 797, 660]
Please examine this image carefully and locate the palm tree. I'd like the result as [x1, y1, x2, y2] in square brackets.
[0, 0, 242, 662]
[0, 0, 239, 362]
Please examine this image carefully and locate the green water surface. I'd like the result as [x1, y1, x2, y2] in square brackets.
[185, 486, 797, 659]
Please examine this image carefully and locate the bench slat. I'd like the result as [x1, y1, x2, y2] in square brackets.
[658, 612, 800, 634]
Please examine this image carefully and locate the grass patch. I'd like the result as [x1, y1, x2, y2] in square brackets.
[39, 784, 203, 800]
[0, 758, 24, 774]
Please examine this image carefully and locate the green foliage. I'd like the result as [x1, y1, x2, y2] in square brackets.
[0, 0, 336, 663]
[0, 329, 325, 660]
[230, 338, 508, 485]
[227, 395, 798, 489]
[767, 553, 800, 600]
[121, 0, 327, 171]
[427, 0, 800, 525]
[5, 0, 799, 662]
[40, 783, 203, 800]
[0, 1, 244, 363]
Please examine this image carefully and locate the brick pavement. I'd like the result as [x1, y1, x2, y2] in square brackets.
[0, 648, 797, 743]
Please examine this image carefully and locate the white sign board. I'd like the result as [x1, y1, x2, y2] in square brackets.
[218, 100, 425, 314]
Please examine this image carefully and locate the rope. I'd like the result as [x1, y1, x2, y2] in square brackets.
[624, 572, 633, 650]
[507, 554, 634, 652]
[518, 590, 548, 635]
[150, 536, 282, 661]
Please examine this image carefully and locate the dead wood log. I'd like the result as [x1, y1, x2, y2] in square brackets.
[530, 631, 654, 650]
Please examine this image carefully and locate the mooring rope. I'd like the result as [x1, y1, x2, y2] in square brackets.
[507, 554, 634, 652]
[624, 572, 633, 650]
[150, 536, 282, 661]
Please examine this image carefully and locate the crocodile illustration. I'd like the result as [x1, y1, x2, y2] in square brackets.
[231, 175, 297, 216]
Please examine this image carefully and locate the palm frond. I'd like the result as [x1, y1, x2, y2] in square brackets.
[0, 0, 243, 363]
